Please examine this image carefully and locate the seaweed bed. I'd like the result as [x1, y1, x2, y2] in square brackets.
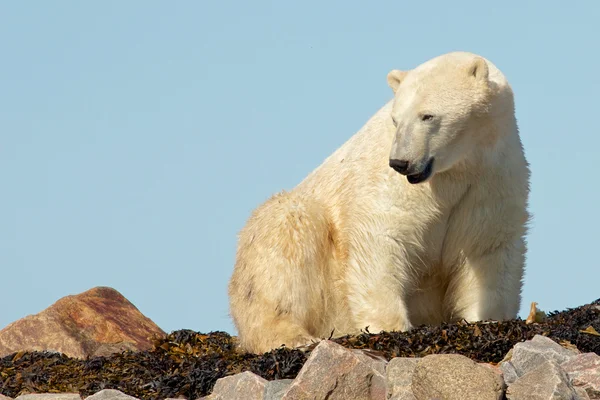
[1, 299, 599, 400]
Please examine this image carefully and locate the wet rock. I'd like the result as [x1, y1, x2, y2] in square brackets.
[281, 340, 386, 400]
[411, 354, 504, 400]
[0, 287, 165, 359]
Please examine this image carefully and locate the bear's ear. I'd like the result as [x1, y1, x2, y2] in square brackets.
[387, 70, 408, 93]
[468, 57, 489, 82]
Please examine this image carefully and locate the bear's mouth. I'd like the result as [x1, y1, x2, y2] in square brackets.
[407, 158, 434, 184]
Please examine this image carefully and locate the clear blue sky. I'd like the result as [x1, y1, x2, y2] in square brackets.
[2, 2, 599, 336]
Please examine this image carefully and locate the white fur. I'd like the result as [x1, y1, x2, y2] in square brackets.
[228, 51, 530, 353]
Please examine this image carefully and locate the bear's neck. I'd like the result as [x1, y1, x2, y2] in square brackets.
[453, 112, 520, 179]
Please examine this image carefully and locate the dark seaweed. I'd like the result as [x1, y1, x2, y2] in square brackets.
[1, 299, 598, 400]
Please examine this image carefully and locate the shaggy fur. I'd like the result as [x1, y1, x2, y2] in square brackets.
[228, 51, 530, 354]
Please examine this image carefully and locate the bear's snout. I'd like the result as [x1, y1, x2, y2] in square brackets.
[389, 159, 410, 175]
[390, 158, 435, 184]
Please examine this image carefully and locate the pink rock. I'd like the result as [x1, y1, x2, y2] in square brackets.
[479, 362, 506, 388]
[479, 362, 501, 373]
[282, 340, 386, 400]
[350, 348, 388, 375]
[208, 371, 267, 400]
[562, 353, 600, 399]
[0, 287, 165, 359]
[15, 395, 81, 400]
[83, 389, 138, 400]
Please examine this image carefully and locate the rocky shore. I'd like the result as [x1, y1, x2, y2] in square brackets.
[0, 288, 599, 399]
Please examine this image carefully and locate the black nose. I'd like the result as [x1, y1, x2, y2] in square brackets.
[389, 159, 410, 174]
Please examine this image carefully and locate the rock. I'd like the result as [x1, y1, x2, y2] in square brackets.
[91, 342, 141, 357]
[562, 353, 600, 399]
[411, 354, 504, 400]
[0, 287, 165, 359]
[0, 395, 14, 400]
[500, 360, 520, 386]
[84, 390, 139, 400]
[502, 348, 514, 362]
[506, 360, 578, 400]
[15, 395, 81, 400]
[281, 340, 386, 400]
[479, 362, 505, 379]
[390, 391, 416, 400]
[386, 357, 420, 399]
[208, 371, 267, 400]
[501, 334, 577, 382]
[574, 387, 592, 400]
[350, 349, 388, 375]
[264, 379, 293, 400]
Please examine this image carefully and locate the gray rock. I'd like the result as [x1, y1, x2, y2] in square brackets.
[503, 335, 577, 381]
[506, 360, 578, 400]
[386, 357, 420, 399]
[264, 379, 293, 400]
[562, 353, 600, 399]
[84, 390, 138, 400]
[411, 354, 504, 400]
[0, 394, 14, 400]
[16, 395, 81, 400]
[501, 360, 520, 385]
[209, 371, 267, 400]
[281, 340, 386, 400]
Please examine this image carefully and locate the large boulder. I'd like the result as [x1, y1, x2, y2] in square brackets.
[0, 287, 165, 358]
[562, 353, 600, 399]
[505, 360, 578, 400]
[281, 340, 387, 400]
[411, 354, 505, 400]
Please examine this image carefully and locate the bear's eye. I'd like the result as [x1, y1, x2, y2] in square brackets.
[392, 117, 398, 127]
[421, 114, 434, 121]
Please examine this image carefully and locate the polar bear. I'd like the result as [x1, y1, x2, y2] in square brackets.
[228, 51, 530, 354]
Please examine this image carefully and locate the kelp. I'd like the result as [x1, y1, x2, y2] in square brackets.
[1, 298, 598, 399]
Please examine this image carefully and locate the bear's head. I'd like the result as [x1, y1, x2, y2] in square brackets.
[386, 52, 501, 184]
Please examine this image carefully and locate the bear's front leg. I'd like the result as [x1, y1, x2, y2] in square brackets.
[345, 255, 414, 334]
[446, 237, 525, 322]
